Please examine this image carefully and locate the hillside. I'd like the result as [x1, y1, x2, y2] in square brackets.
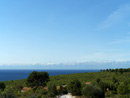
[1, 71, 130, 98]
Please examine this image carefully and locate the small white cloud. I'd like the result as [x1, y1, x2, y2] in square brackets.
[98, 4, 130, 29]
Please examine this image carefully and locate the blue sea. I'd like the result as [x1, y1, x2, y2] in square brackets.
[0, 69, 99, 81]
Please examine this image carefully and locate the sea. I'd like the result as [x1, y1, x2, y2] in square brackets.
[0, 69, 99, 81]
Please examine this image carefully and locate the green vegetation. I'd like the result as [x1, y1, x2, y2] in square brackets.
[0, 82, 6, 91]
[0, 68, 130, 97]
[82, 85, 105, 98]
[117, 82, 128, 95]
[68, 79, 81, 96]
[48, 82, 57, 97]
[26, 71, 49, 88]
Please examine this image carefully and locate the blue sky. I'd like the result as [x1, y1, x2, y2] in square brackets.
[0, 0, 130, 67]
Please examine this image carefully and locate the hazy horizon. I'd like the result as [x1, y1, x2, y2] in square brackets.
[0, 61, 130, 69]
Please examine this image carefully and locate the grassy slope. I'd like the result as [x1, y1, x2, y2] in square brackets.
[3, 72, 130, 87]
[49, 72, 130, 85]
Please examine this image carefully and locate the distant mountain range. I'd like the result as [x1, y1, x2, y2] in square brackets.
[0, 61, 130, 69]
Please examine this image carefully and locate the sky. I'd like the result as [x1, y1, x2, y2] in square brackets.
[0, 0, 130, 68]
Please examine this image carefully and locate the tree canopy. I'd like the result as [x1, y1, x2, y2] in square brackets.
[117, 83, 128, 94]
[26, 71, 49, 88]
[0, 82, 6, 91]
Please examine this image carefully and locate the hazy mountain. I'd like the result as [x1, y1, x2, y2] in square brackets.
[0, 61, 130, 69]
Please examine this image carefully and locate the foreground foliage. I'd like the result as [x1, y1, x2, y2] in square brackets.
[82, 85, 105, 98]
[0, 68, 130, 98]
[68, 80, 81, 96]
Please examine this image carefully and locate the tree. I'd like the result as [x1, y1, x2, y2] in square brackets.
[119, 69, 124, 74]
[112, 77, 118, 83]
[13, 84, 23, 92]
[82, 85, 105, 98]
[99, 81, 116, 91]
[57, 85, 68, 95]
[26, 71, 49, 88]
[96, 78, 101, 83]
[2, 93, 16, 98]
[117, 83, 128, 94]
[48, 83, 57, 97]
[68, 80, 81, 96]
[99, 81, 109, 92]
[115, 69, 118, 74]
[0, 82, 6, 91]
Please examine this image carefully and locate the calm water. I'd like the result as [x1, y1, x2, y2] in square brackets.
[0, 69, 99, 81]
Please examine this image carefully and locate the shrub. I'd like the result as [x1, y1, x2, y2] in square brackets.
[57, 86, 68, 95]
[120, 95, 130, 98]
[117, 83, 128, 95]
[96, 78, 101, 83]
[35, 87, 48, 95]
[4, 93, 16, 98]
[0, 82, 6, 91]
[68, 80, 81, 96]
[48, 83, 57, 97]
[82, 85, 105, 98]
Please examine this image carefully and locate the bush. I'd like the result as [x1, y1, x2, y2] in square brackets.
[98, 81, 116, 91]
[35, 87, 48, 95]
[0, 82, 6, 91]
[68, 80, 81, 96]
[120, 95, 130, 98]
[112, 77, 118, 83]
[117, 83, 128, 95]
[4, 93, 16, 98]
[48, 83, 57, 97]
[57, 86, 68, 95]
[96, 78, 101, 83]
[82, 85, 105, 98]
